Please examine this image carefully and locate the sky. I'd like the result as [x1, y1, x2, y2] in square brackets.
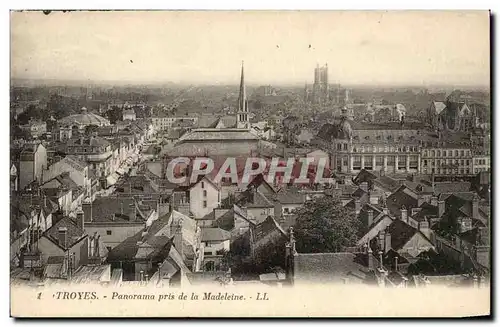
[10, 10, 490, 87]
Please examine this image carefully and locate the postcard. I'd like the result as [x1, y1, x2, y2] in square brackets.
[10, 10, 491, 318]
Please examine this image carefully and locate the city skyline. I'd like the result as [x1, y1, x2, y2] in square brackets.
[11, 11, 490, 87]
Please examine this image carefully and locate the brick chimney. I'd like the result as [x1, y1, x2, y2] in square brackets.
[173, 219, 184, 258]
[400, 207, 408, 223]
[58, 227, 68, 248]
[384, 231, 391, 253]
[438, 200, 445, 217]
[82, 202, 93, 222]
[354, 199, 361, 215]
[367, 245, 374, 271]
[472, 195, 479, 219]
[367, 209, 374, 227]
[419, 220, 431, 239]
[378, 230, 386, 251]
[76, 208, 85, 231]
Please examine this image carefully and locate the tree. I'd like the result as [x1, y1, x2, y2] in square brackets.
[293, 195, 362, 253]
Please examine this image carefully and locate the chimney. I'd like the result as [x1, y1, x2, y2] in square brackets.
[384, 231, 391, 253]
[400, 207, 408, 223]
[82, 202, 93, 222]
[157, 263, 162, 283]
[419, 220, 431, 239]
[76, 208, 84, 231]
[140, 270, 144, 282]
[378, 230, 386, 251]
[58, 227, 68, 248]
[438, 200, 445, 218]
[430, 196, 438, 206]
[360, 182, 368, 192]
[173, 220, 184, 257]
[354, 199, 361, 215]
[394, 256, 399, 272]
[367, 244, 374, 271]
[472, 195, 479, 219]
[367, 209, 374, 227]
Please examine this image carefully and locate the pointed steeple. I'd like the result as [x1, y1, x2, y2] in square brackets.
[238, 61, 246, 112]
[237, 61, 249, 129]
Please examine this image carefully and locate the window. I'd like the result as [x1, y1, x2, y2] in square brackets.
[201, 182, 205, 188]
[423, 160, 428, 166]
[343, 144, 348, 150]
[203, 201, 207, 208]
[443, 151, 446, 157]
[203, 190, 207, 197]
[455, 150, 459, 157]
[431, 150, 435, 157]
[461, 150, 465, 157]
[106, 230, 112, 235]
[337, 144, 342, 150]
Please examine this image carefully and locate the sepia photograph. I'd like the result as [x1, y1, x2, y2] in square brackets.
[9, 10, 491, 317]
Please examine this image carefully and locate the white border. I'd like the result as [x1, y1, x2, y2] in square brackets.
[2, 1, 498, 325]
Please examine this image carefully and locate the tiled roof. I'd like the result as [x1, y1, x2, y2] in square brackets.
[412, 202, 438, 222]
[276, 187, 306, 205]
[387, 219, 420, 251]
[433, 182, 471, 194]
[41, 172, 78, 190]
[293, 252, 370, 283]
[87, 197, 150, 223]
[44, 216, 86, 250]
[67, 136, 110, 147]
[113, 175, 159, 195]
[177, 129, 259, 142]
[252, 216, 286, 243]
[374, 176, 400, 192]
[386, 185, 419, 217]
[201, 227, 231, 242]
[71, 264, 111, 284]
[353, 169, 378, 185]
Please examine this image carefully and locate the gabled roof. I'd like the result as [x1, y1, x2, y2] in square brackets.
[276, 187, 306, 205]
[201, 227, 231, 242]
[353, 169, 378, 185]
[43, 216, 86, 250]
[252, 216, 287, 243]
[386, 185, 419, 217]
[387, 219, 432, 252]
[432, 101, 447, 114]
[412, 202, 438, 222]
[87, 197, 151, 223]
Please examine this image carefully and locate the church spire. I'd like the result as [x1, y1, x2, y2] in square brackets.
[237, 61, 249, 129]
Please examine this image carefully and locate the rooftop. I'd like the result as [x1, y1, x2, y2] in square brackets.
[201, 227, 231, 242]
